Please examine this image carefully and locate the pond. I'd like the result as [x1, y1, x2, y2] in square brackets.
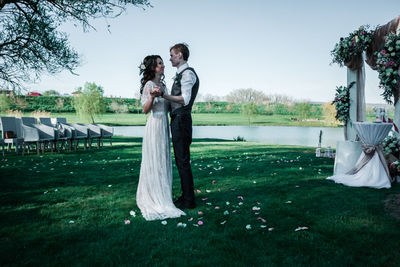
[113, 125, 344, 148]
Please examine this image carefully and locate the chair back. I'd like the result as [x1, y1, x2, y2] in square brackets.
[21, 117, 38, 126]
[56, 118, 67, 124]
[40, 117, 53, 127]
[0, 117, 18, 138]
[14, 118, 23, 137]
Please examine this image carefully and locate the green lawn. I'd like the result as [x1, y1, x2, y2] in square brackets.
[0, 137, 399, 266]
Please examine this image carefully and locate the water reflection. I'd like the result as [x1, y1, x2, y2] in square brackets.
[114, 125, 343, 148]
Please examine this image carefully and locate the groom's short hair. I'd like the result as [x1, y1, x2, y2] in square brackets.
[170, 43, 190, 61]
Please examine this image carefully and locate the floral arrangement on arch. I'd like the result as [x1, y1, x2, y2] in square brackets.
[382, 133, 400, 157]
[389, 160, 400, 177]
[331, 25, 373, 67]
[332, 82, 355, 123]
[375, 33, 400, 104]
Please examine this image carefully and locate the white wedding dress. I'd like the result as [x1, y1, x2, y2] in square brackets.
[136, 81, 186, 221]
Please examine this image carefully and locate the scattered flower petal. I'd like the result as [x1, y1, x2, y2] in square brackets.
[188, 217, 194, 222]
[237, 196, 243, 200]
[215, 206, 220, 210]
[196, 189, 201, 193]
[252, 206, 260, 211]
[124, 220, 130, 225]
[223, 210, 229, 215]
[206, 190, 211, 193]
[212, 180, 216, 184]
[177, 222, 187, 228]
[161, 220, 167, 225]
[246, 224, 252, 230]
[257, 217, 267, 223]
[198, 211, 203, 215]
[129, 211, 136, 217]
[295, 185, 300, 188]
[69, 220, 75, 224]
[201, 198, 208, 201]
[198, 220, 204, 226]
[295, 226, 309, 231]
[260, 225, 267, 228]
[220, 220, 227, 225]
[268, 227, 274, 231]
[238, 202, 243, 206]
[108, 185, 112, 188]
[285, 201, 292, 204]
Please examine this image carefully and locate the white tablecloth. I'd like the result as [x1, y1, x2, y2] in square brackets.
[327, 122, 393, 189]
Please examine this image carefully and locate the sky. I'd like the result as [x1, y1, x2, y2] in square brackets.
[27, 0, 400, 103]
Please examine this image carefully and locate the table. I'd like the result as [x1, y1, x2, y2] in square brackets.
[327, 122, 393, 189]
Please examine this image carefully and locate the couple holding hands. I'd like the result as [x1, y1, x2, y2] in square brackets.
[136, 43, 200, 221]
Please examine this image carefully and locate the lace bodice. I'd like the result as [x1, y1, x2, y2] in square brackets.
[141, 81, 169, 113]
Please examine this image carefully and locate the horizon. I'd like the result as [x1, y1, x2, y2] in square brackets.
[24, 0, 400, 104]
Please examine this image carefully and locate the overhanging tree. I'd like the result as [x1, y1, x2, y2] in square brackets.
[0, 0, 151, 90]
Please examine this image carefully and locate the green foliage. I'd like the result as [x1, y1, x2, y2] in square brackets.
[72, 82, 106, 123]
[0, 0, 151, 90]
[241, 101, 258, 124]
[293, 102, 312, 120]
[0, 92, 12, 112]
[42, 90, 61, 96]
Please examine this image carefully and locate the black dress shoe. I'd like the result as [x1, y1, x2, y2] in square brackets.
[177, 201, 196, 210]
[173, 196, 183, 204]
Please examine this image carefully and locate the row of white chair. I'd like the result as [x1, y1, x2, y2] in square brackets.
[0, 117, 114, 156]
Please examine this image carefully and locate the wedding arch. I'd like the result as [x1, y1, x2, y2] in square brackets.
[331, 16, 400, 140]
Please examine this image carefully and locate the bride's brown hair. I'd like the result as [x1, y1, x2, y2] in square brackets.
[139, 55, 165, 94]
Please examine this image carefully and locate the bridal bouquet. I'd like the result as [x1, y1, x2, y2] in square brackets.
[331, 25, 372, 67]
[375, 33, 400, 104]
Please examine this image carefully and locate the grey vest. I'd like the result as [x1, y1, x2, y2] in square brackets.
[170, 67, 199, 114]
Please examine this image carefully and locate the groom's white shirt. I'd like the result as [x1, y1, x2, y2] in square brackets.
[177, 63, 197, 106]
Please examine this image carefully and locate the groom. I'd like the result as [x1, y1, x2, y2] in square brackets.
[158, 43, 199, 209]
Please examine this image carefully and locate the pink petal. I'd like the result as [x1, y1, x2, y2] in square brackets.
[257, 217, 267, 223]
[215, 206, 220, 209]
[188, 217, 194, 221]
[196, 189, 201, 193]
[212, 180, 216, 184]
[198, 220, 204, 226]
[124, 220, 130, 225]
[201, 198, 208, 201]
[237, 196, 243, 200]
[198, 211, 203, 215]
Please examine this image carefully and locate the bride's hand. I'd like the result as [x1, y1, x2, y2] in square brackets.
[150, 86, 162, 97]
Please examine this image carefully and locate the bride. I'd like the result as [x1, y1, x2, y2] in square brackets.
[136, 55, 186, 221]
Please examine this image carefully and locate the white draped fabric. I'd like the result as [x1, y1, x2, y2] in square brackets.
[327, 122, 393, 189]
[136, 81, 186, 220]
